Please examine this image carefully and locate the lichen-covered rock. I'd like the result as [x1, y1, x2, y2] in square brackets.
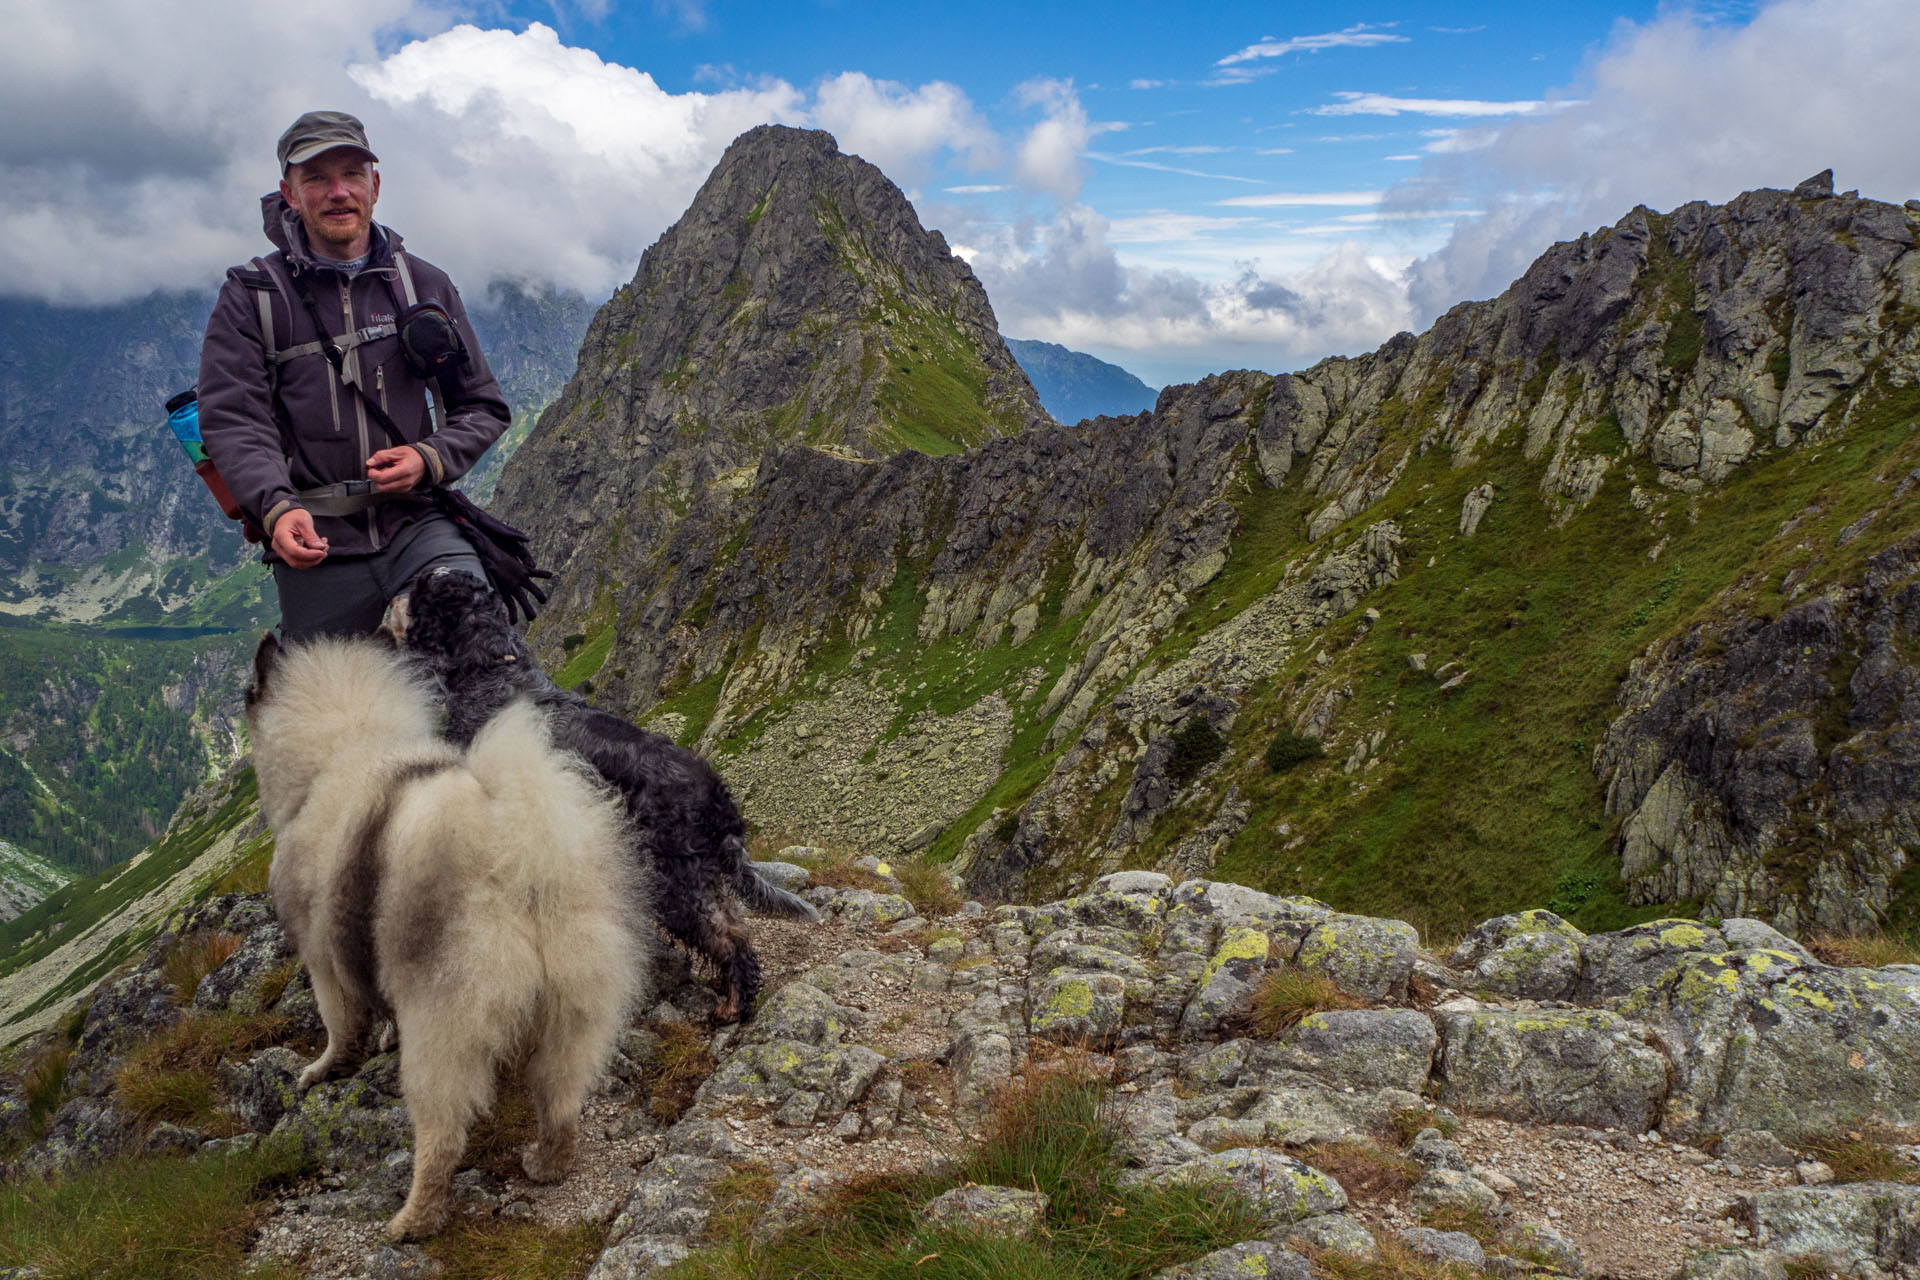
[15, 1097, 136, 1176]
[1578, 920, 1729, 1002]
[1292, 914, 1417, 1001]
[751, 1167, 845, 1244]
[1744, 1182, 1920, 1266]
[1030, 970, 1128, 1048]
[1717, 1129, 1799, 1169]
[1236, 1083, 1423, 1147]
[701, 1040, 884, 1115]
[1436, 1007, 1668, 1133]
[1246, 1009, 1437, 1093]
[1622, 948, 1920, 1142]
[1677, 1248, 1790, 1280]
[606, 1153, 730, 1246]
[1154, 1148, 1348, 1225]
[1279, 1213, 1379, 1260]
[1398, 1226, 1486, 1266]
[920, 1185, 1049, 1237]
[1179, 926, 1273, 1037]
[1498, 1220, 1583, 1275]
[190, 918, 292, 1014]
[1151, 1240, 1311, 1280]
[821, 890, 917, 928]
[742, 978, 864, 1048]
[1450, 910, 1585, 1001]
[1409, 1168, 1504, 1219]
[1407, 1130, 1470, 1173]
[220, 1045, 303, 1134]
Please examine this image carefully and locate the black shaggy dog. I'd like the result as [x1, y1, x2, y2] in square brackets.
[385, 568, 818, 1023]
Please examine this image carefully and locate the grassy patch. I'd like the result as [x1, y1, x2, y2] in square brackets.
[1805, 1125, 1920, 1185]
[111, 1008, 296, 1134]
[1296, 1139, 1420, 1203]
[641, 1021, 717, 1125]
[160, 931, 240, 1006]
[1807, 930, 1920, 969]
[1240, 970, 1369, 1037]
[556, 625, 617, 690]
[657, 1065, 1263, 1280]
[1391, 1107, 1459, 1145]
[425, 1215, 608, 1280]
[0, 1134, 316, 1280]
[891, 860, 963, 919]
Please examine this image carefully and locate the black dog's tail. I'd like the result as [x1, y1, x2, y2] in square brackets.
[727, 837, 823, 921]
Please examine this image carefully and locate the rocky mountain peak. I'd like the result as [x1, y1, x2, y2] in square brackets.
[494, 125, 1047, 614]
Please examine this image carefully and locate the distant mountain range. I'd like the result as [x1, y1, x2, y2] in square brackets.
[1004, 337, 1158, 424]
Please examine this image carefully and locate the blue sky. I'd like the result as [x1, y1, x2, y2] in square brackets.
[2, 0, 1914, 384]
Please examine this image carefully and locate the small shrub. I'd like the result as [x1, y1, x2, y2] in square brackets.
[992, 814, 1020, 843]
[1264, 730, 1324, 774]
[1166, 718, 1228, 788]
[1805, 1125, 1920, 1185]
[643, 1021, 717, 1124]
[1242, 970, 1368, 1037]
[160, 931, 241, 1007]
[892, 860, 963, 919]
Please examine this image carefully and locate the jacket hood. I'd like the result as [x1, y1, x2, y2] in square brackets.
[258, 191, 399, 273]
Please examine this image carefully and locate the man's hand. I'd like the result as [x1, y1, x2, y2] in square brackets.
[367, 446, 427, 493]
[271, 508, 329, 568]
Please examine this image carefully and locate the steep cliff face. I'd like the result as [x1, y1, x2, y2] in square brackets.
[508, 166, 1920, 938]
[492, 125, 1048, 629]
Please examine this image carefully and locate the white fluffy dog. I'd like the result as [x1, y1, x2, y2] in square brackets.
[246, 632, 646, 1241]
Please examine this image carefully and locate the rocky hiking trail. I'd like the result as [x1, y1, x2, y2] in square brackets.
[10, 864, 1920, 1280]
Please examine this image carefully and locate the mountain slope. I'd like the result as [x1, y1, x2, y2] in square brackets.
[503, 169, 1920, 939]
[1006, 337, 1158, 423]
[493, 125, 1049, 633]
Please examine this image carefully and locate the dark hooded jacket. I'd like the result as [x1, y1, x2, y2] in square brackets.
[197, 194, 511, 559]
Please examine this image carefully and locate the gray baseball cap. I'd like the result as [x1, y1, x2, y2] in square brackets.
[276, 111, 379, 172]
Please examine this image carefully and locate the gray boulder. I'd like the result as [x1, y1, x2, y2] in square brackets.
[920, 1185, 1049, 1237]
[1745, 1183, 1920, 1267]
[1151, 1241, 1311, 1280]
[1437, 1006, 1668, 1132]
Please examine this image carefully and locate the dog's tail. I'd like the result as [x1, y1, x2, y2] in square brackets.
[463, 699, 649, 1013]
[726, 836, 822, 921]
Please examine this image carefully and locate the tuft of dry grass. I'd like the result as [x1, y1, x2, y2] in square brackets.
[1807, 931, 1920, 969]
[786, 849, 893, 894]
[1391, 1107, 1459, 1146]
[160, 932, 241, 1007]
[891, 860, 964, 919]
[16, 1042, 74, 1142]
[422, 1215, 608, 1280]
[1297, 1139, 1420, 1204]
[1805, 1124, 1920, 1185]
[702, 1162, 778, 1242]
[111, 1010, 293, 1134]
[642, 1021, 718, 1124]
[1417, 1202, 1501, 1245]
[1241, 969, 1369, 1037]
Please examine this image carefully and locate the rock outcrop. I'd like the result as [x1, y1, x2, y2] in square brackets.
[13, 866, 1920, 1279]
[487, 164, 1920, 933]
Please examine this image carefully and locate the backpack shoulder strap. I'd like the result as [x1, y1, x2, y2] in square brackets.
[391, 250, 447, 433]
[392, 249, 420, 307]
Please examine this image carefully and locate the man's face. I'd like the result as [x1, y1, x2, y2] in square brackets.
[279, 148, 380, 260]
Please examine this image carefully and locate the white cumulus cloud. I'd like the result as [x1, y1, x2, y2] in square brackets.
[1401, 0, 1920, 321]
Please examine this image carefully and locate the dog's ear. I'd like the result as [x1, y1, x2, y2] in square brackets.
[247, 631, 281, 706]
[377, 592, 411, 647]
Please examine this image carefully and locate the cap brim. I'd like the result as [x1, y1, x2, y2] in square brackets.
[283, 141, 378, 170]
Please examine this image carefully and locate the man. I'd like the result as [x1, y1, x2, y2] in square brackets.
[199, 110, 511, 639]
